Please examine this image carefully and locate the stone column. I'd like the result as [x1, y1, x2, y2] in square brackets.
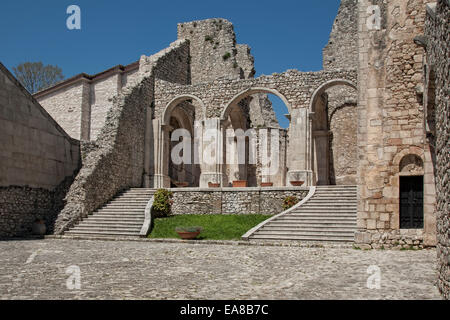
[151, 118, 171, 188]
[287, 108, 313, 186]
[199, 118, 225, 187]
[143, 105, 153, 187]
[313, 130, 330, 185]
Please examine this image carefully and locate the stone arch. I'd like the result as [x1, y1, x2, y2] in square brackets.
[221, 87, 291, 121]
[162, 94, 205, 125]
[309, 79, 356, 113]
[393, 147, 425, 169]
[309, 79, 357, 186]
[162, 96, 201, 187]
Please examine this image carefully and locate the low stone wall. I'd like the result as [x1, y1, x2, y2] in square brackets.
[0, 174, 74, 238]
[354, 230, 425, 250]
[170, 187, 308, 215]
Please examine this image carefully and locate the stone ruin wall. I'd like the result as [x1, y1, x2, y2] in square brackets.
[170, 187, 308, 215]
[355, 0, 437, 249]
[321, 0, 359, 186]
[177, 19, 280, 128]
[0, 63, 80, 237]
[53, 40, 191, 234]
[424, 0, 449, 300]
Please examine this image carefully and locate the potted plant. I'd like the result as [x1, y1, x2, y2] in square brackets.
[31, 218, 46, 235]
[175, 226, 203, 240]
[283, 196, 299, 210]
[174, 181, 189, 188]
[208, 182, 220, 188]
[261, 181, 273, 187]
[232, 172, 247, 187]
[290, 180, 304, 187]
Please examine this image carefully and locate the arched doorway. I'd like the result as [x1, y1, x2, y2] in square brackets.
[309, 79, 357, 186]
[159, 95, 204, 188]
[222, 87, 291, 187]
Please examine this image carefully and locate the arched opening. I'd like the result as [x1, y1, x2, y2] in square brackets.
[309, 79, 357, 186]
[398, 154, 424, 229]
[162, 95, 203, 188]
[222, 88, 290, 187]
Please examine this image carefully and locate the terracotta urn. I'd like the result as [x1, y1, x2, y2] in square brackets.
[175, 227, 202, 240]
[176, 231, 201, 240]
[208, 182, 220, 188]
[232, 180, 248, 188]
[32, 219, 46, 235]
[290, 180, 304, 187]
[174, 181, 189, 188]
[261, 182, 274, 187]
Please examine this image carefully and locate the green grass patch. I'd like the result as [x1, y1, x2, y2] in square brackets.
[148, 214, 271, 240]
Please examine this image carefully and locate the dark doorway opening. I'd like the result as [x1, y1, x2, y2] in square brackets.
[399, 176, 424, 229]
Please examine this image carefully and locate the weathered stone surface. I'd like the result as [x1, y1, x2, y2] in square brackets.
[170, 188, 307, 215]
[0, 239, 441, 299]
[424, 0, 449, 300]
[356, 0, 437, 248]
[0, 63, 80, 237]
[53, 40, 191, 234]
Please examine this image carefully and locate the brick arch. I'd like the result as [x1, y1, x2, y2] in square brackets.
[309, 79, 357, 113]
[393, 147, 424, 167]
[162, 94, 205, 125]
[221, 87, 291, 121]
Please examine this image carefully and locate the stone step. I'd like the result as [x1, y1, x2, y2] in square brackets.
[265, 222, 357, 227]
[274, 218, 356, 223]
[96, 208, 145, 213]
[315, 186, 356, 189]
[85, 218, 144, 223]
[285, 214, 356, 218]
[256, 230, 355, 236]
[77, 221, 143, 227]
[99, 204, 148, 208]
[108, 198, 151, 202]
[91, 214, 144, 219]
[309, 197, 357, 200]
[65, 230, 140, 236]
[262, 226, 355, 232]
[249, 234, 354, 242]
[71, 226, 141, 232]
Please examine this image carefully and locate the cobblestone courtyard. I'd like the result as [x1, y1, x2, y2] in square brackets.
[0, 239, 442, 300]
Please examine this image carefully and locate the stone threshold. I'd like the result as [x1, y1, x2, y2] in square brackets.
[44, 235, 353, 249]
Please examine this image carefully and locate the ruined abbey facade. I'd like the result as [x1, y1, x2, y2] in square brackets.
[0, 0, 448, 298]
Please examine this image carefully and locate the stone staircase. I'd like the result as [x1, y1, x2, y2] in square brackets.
[65, 188, 155, 237]
[248, 185, 357, 242]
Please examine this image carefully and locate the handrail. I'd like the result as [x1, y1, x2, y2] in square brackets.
[140, 195, 155, 237]
[241, 186, 316, 240]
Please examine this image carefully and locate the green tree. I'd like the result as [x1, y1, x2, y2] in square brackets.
[13, 62, 64, 94]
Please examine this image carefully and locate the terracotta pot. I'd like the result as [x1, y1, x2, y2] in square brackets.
[208, 182, 220, 188]
[32, 221, 46, 235]
[290, 180, 304, 187]
[177, 231, 201, 240]
[174, 182, 189, 188]
[232, 180, 248, 188]
[261, 182, 273, 187]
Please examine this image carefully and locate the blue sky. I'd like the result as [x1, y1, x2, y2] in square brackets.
[1, 0, 342, 128]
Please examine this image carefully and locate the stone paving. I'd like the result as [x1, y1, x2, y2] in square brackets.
[0, 239, 442, 300]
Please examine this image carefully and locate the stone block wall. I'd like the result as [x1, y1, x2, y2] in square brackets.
[355, 0, 437, 248]
[170, 187, 308, 215]
[424, 0, 449, 300]
[323, 0, 358, 71]
[177, 19, 242, 84]
[35, 80, 89, 140]
[0, 63, 80, 237]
